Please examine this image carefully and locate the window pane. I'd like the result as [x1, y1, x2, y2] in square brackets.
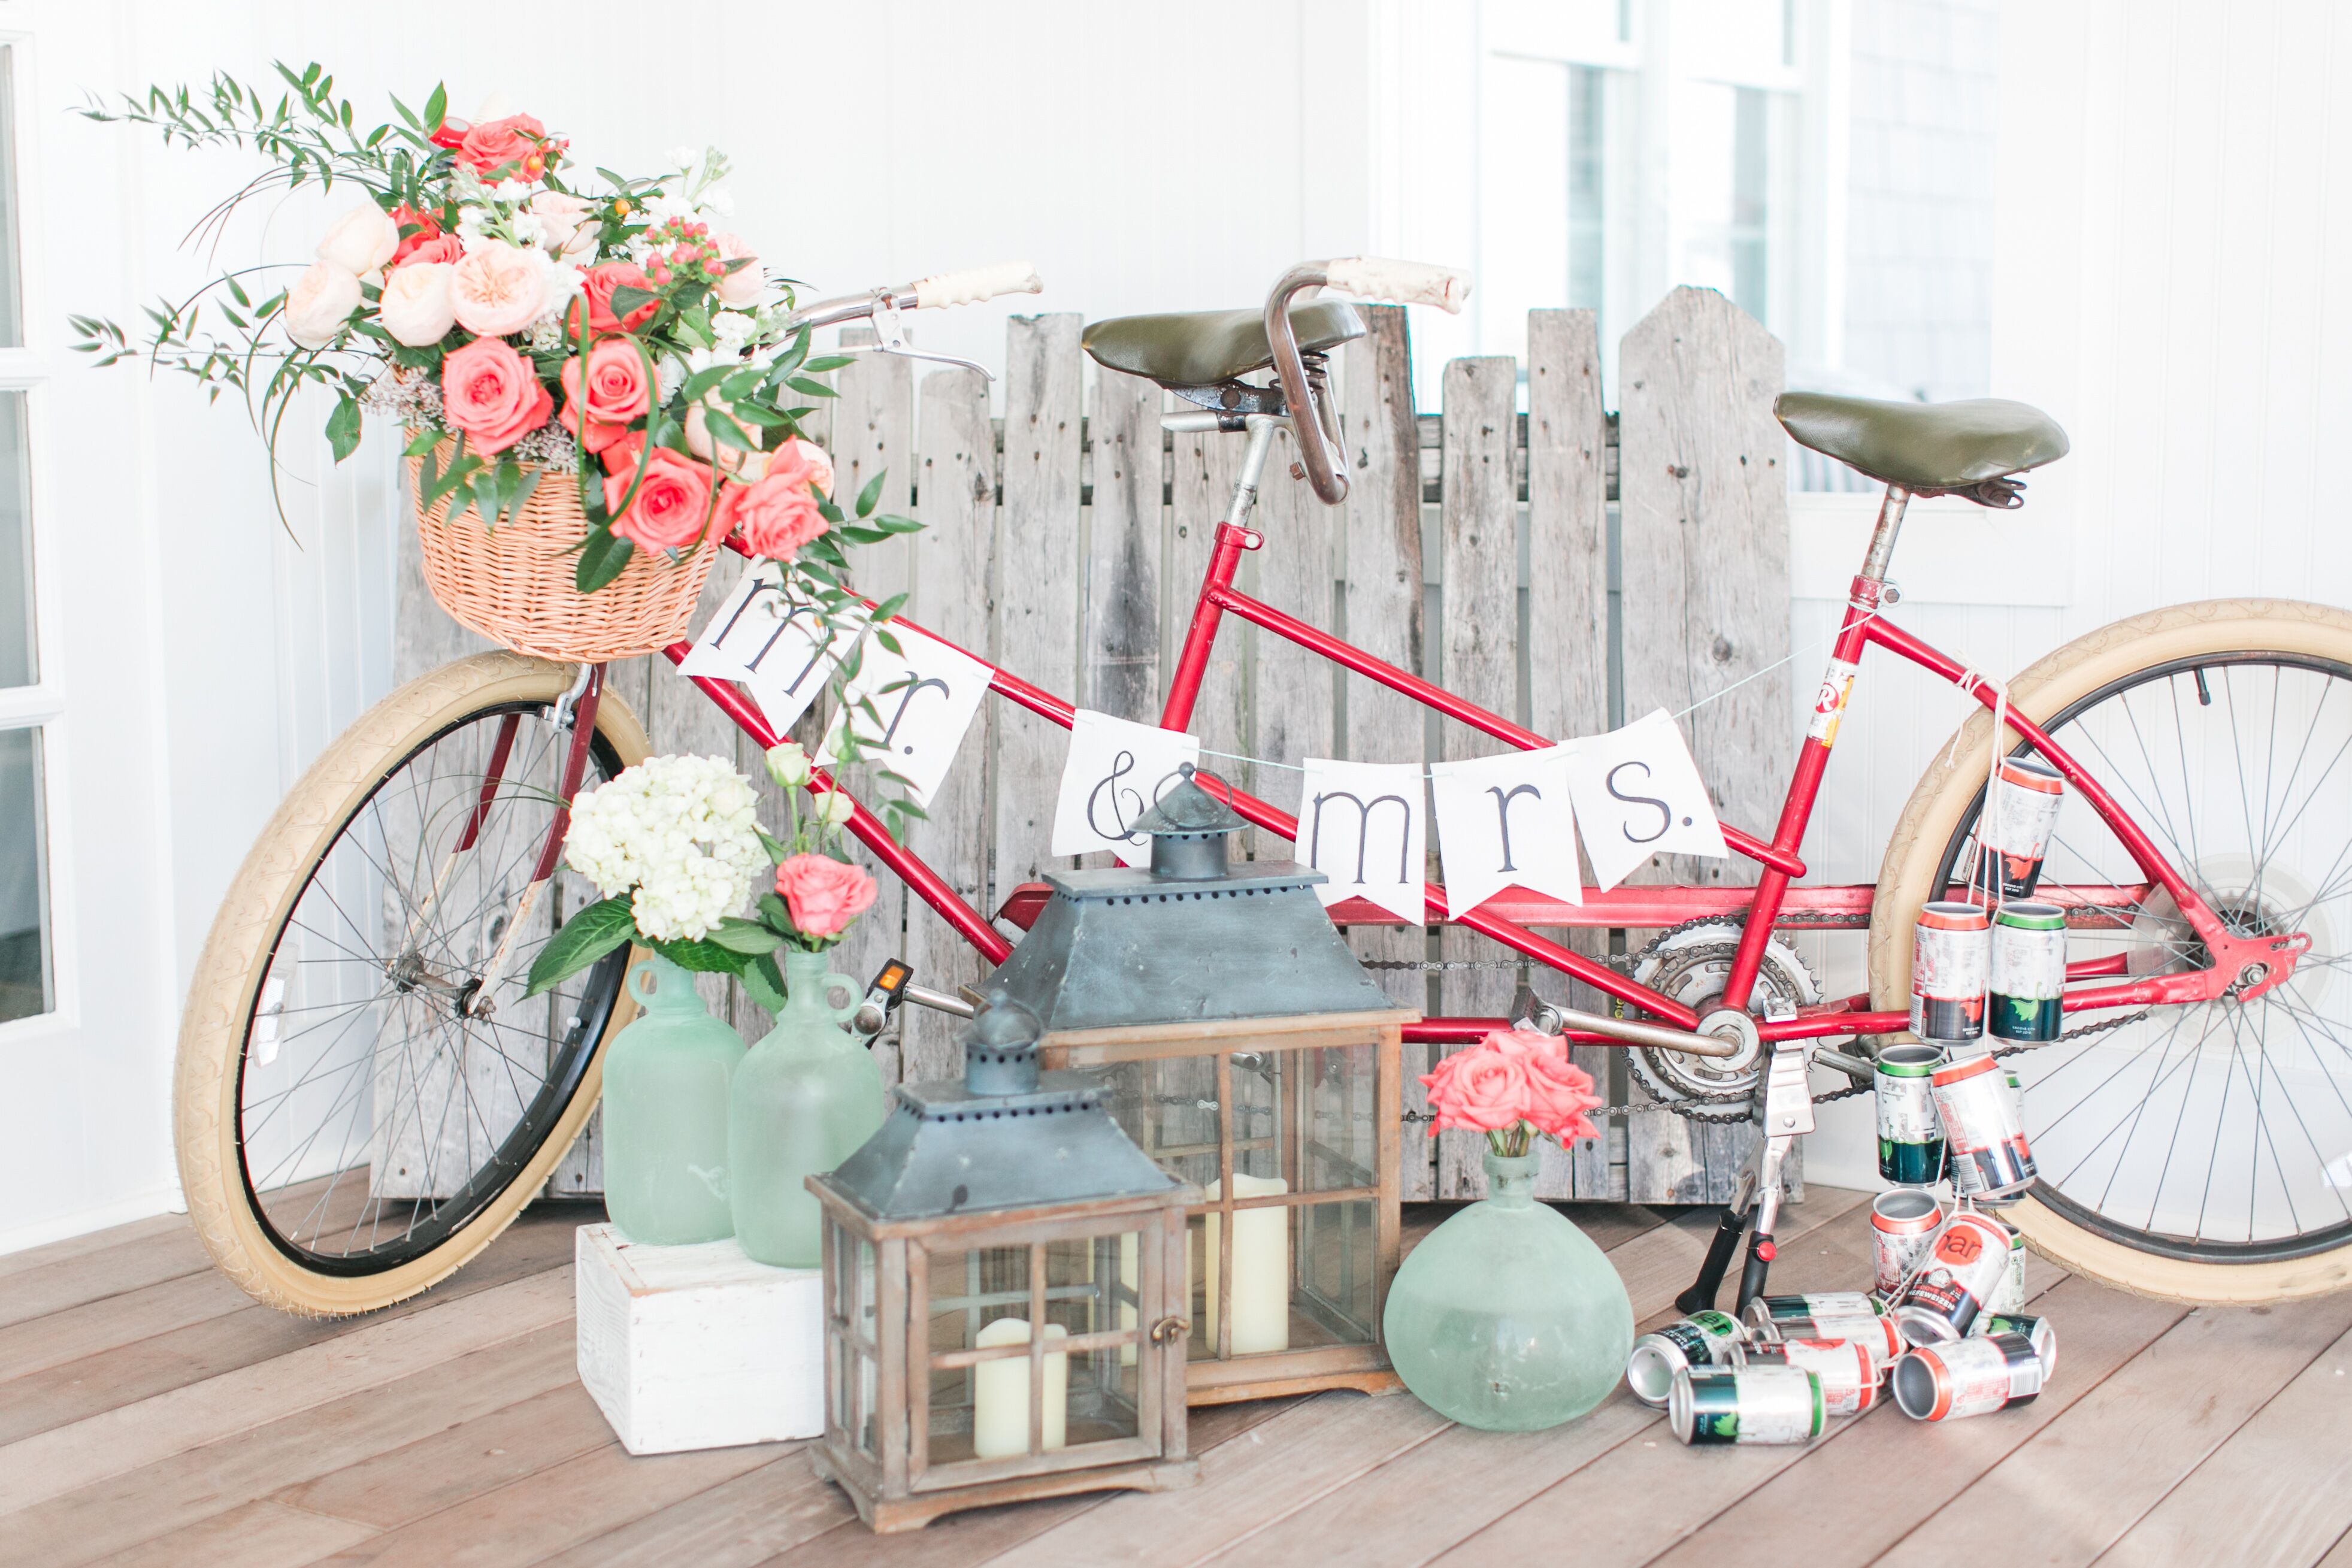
[0, 392, 29, 688]
[0, 725, 50, 1022]
[0, 49, 22, 347]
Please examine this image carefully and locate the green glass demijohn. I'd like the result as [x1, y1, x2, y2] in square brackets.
[599, 953, 746, 1245]
[1381, 1149, 1634, 1430]
[728, 948, 887, 1267]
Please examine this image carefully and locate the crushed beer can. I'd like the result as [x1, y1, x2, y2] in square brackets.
[1892, 1330, 2044, 1421]
[1626, 1310, 1748, 1407]
[1669, 1366, 1826, 1446]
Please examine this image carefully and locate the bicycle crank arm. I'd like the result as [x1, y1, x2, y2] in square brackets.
[1547, 1003, 1744, 1059]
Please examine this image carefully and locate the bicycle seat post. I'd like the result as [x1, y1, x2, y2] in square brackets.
[1228, 413, 1282, 531]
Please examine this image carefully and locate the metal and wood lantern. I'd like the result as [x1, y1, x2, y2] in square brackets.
[991, 766, 1419, 1404]
[807, 997, 1200, 1534]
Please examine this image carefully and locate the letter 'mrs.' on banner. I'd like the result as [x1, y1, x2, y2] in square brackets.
[1049, 710, 1203, 864]
[1561, 709, 1730, 891]
[1295, 759, 1427, 925]
[1429, 747, 1582, 919]
[818, 626, 992, 807]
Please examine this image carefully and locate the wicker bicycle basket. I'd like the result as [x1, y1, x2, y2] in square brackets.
[406, 435, 718, 662]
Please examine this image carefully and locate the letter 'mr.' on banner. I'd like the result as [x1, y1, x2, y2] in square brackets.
[1050, 711, 1203, 864]
[1295, 759, 1427, 925]
[679, 564, 860, 736]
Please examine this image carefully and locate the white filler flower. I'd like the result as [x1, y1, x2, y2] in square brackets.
[564, 755, 766, 941]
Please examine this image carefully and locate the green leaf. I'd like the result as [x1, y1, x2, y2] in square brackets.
[872, 512, 925, 534]
[707, 918, 786, 955]
[524, 895, 638, 997]
[739, 953, 787, 1013]
[785, 376, 838, 399]
[868, 592, 909, 624]
[647, 936, 740, 973]
[608, 283, 662, 320]
[759, 891, 793, 927]
[874, 628, 903, 656]
[323, 394, 362, 463]
[855, 470, 886, 519]
[801, 354, 856, 374]
[423, 82, 446, 132]
[574, 528, 635, 593]
[755, 826, 793, 865]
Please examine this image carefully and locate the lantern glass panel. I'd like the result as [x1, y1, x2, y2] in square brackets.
[828, 1221, 882, 1459]
[918, 1234, 1145, 1470]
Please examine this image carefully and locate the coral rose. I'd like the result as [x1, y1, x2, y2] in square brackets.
[456, 113, 549, 178]
[316, 202, 399, 281]
[598, 429, 645, 477]
[765, 435, 834, 498]
[393, 233, 463, 269]
[558, 337, 653, 453]
[604, 446, 722, 551]
[1421, 1040, 1529, 1134]
[709, 231, 763, 306]
[570, 262, 659, 336]
[450, 241, 550, 338]
[439, 337, 553, 455]
[721, 467, 831, 561]
[388, 204, 444, 267]
[283, 261, 362, 349]
[1493, 1029, 1605, 1142]
[377, 261, 458, 347]
[774, 853, 877, 940]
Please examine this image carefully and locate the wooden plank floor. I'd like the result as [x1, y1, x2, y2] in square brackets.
[5, 1191, 2350, 1568]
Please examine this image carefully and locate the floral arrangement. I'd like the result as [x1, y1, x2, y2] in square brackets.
[527, 743, 880, 1012]
[1421, 1028, 1608, 1158]
[69, 64, 919, 598]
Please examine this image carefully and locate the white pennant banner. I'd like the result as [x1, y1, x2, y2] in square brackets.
[1428, 746, 1583, 919]
[679, 564, 861, 737]
[1560, 708, 1729, 892]
[1295, 759, 1427, 925]
[1049, 711, 1203, 864]
[817, 625, 992, 807]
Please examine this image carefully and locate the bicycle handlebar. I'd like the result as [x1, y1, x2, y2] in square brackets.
[1265, 256, 1470, 504]
[913, 261, 1043, 310]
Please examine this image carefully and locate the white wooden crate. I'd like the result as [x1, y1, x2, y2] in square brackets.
[574, 1223, 825, 1455]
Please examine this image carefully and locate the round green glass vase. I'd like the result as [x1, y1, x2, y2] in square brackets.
[1381, 1148, 1634, 1431]
[599, 953, 747, 1246]
[728, 948, 887, 1268]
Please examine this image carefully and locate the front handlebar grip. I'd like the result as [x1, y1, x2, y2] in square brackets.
[912, 261, 1043, 310]
[1324, 257, 1471, 313]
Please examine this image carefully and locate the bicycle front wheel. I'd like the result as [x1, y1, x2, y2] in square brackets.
[1872, 598, 2352, 1303]
[176, 653, 649, 1315]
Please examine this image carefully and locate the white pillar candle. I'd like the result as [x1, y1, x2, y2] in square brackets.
[1203, 1173, 1291, 1355]
[971, 1316, 1067, 1459]
[1118, 1232, 1139, 1367]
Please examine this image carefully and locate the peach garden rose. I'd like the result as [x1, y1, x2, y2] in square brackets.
[449, 240, 550, 338]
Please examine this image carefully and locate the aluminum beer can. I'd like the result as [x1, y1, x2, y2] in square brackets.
[1871, 1188, 1945, 1300]
[1735, 1337, 1880, 1416]
[1972, 1313, 2058, 1374]
[1749, 1309, 1904, 1373]
[1911, 902, 1991, 1044]
[1893, 1209, 2014, 1342]
[1932, 1053, 2038, 1198]
[1625, 1310, 1746, 1406]
[1991, 902, 2068, 1042]
[1744, 1292, 1881, 1328]
[1669, 1366, 1826, 1446]
[1985, 1224, 2028, 1315]
[1891, 1331, 2044, 1421]
[1976, 757, 2066, 898]
[1875, 1043, 1946, 1183]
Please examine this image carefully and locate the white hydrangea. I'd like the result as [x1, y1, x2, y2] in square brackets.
[710, 309, 755, 352]
[697, 185, 736, 219]
[563, 755, 767, 942]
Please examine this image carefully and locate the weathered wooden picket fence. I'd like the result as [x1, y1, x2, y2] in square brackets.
[394, 284, 1796, 1207]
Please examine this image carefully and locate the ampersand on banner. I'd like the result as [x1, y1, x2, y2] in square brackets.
[1050, 711, 1203, 863]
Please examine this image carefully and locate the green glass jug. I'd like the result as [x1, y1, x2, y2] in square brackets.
[728, 949, 887, 1268]
[1381, 1149, 1634, 1430]
[600, 952, 746, 1245]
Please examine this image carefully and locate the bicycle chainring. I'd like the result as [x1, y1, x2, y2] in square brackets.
[1623, 918, 1823, 1122]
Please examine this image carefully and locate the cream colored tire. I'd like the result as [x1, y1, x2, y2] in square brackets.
[175, 653, 648, 1316]
[1869, 598, 2352, 1304]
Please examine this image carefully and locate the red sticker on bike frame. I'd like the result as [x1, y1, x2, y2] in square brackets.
[1808, 658, 1859, 746]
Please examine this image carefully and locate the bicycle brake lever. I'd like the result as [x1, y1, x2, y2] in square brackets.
[844, 296, 995, 380]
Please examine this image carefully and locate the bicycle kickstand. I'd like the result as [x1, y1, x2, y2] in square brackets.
[1673, 1039, 1817, 1318]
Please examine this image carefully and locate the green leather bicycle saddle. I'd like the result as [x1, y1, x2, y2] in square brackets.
[1776, 392, 2069, 494]
[1082, 299, 1366, 388]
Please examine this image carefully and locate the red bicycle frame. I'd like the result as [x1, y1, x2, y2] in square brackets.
[647, 483, 2308, 1050]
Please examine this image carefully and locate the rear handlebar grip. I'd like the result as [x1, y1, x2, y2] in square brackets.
[1324, 257, 1471, 313]
[912, 261, 1043, 310]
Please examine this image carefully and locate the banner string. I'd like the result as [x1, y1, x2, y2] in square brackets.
[1192, 604, 1884, 782]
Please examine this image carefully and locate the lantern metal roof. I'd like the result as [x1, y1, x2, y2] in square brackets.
[821, 995, 1183, 1222]
[984, 767, 1401, 1032]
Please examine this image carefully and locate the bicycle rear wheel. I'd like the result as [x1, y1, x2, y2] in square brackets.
[176, 653, 649, 1315]
[1872, 598, 2352, 1303]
